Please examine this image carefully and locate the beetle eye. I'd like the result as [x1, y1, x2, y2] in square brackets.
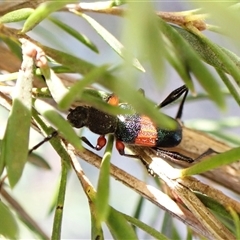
[67, 106, 88, 128]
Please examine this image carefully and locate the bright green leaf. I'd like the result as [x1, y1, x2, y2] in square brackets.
[124, 2, 164, 82]
[79, 12, 145, 72]
[40, 67, 68, 104]
[106, 208, 138, 240]
[89, 202, 104, 240]
[59, 65, 109, 109]
[123, 212, 169, 240]
[0, 8, 34, 23]
[95, 135, 114, 224]
[181, 147, 240, 177]
[22, 1, 77, 33]
[49, 16, 98, 53]
[41, 45, 96, 75]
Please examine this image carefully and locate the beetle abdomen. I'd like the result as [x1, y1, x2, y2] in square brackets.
[155, 125, 182, 147]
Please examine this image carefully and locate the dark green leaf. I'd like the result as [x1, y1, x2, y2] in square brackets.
[161, 213, 174, 238]
[0, 201, 19, 239]
[160, 22, 225, 109]
[0, 36, 22, 59]
[28, 152, 51, 170]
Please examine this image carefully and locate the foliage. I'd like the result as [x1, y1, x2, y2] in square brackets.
[0, 1, 240, 239]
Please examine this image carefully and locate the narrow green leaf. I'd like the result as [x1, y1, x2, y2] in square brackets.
[51, 66, 72, 74]
[173, 25, 240, 75]
[51, 160, 68, 240]
[49, 17, 98, 53]
[89, 202, 104, 240]
[124, 2, 165, 82]
[208, 131, 240, 146]
[216, 69, 240, 106]
[192, 29, 240, 87]
[79, 12, 145, 72]
[0, 72, 18, 82]
[2, 53, 33, 187]
[41, 45, 96, 75]
[33, 99, 82, 150]
[160, 22, 225, 109]
[106, 208, 138, 240]
[28, 153, 51, 170]
[0, 201, 19, 239]
[48, 180, 60, 215]
[40, 67, 68, 104]
[0, 140, 4, 176]
[3, 100, 31, 187]
[132, 196, 144, 226]
[172, 226, 181, 240]
[181, 147, 240, 177]
[0, 36, 22, 59]
[186, 227, 193, 240]
[0, 8, 34, 23]
[229, 207, 240, 239]
[186, 117, 240, 131]
[123, 212, 169, 240]
[161, 213, 174, 238]
[195, 193, 232, 220]
[95, 135, 114, 224]
[59, 65, 109, 109]
[22, 1, 77, 33]
[195, 2, 240, 47]
[164, 49, 194, 90]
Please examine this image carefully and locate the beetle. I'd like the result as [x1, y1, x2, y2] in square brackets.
[67, 85, 194, 163]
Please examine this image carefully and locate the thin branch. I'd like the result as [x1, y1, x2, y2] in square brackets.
[71, 144, 216, 239]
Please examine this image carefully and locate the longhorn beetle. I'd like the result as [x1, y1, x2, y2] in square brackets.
[66, 85, 194, 163]
[30, 85, 202, 163]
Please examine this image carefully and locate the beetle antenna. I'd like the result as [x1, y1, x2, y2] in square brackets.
[157, 85, 188, 109]
[175, 87, 188, 120]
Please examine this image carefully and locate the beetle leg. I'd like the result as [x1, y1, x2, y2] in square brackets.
[81, 135, 107, 151]
[28, 131, 58, 154]
[154, 148, 219, 164]
[138, 88, 145, 96]
[154, 148, 194, 163]
[192, 148, 219, 162]
[115, 140, 146, 162]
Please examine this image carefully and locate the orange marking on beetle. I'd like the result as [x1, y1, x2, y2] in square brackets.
[107, 94, 119, 106]
[134, 115, 157, 146]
